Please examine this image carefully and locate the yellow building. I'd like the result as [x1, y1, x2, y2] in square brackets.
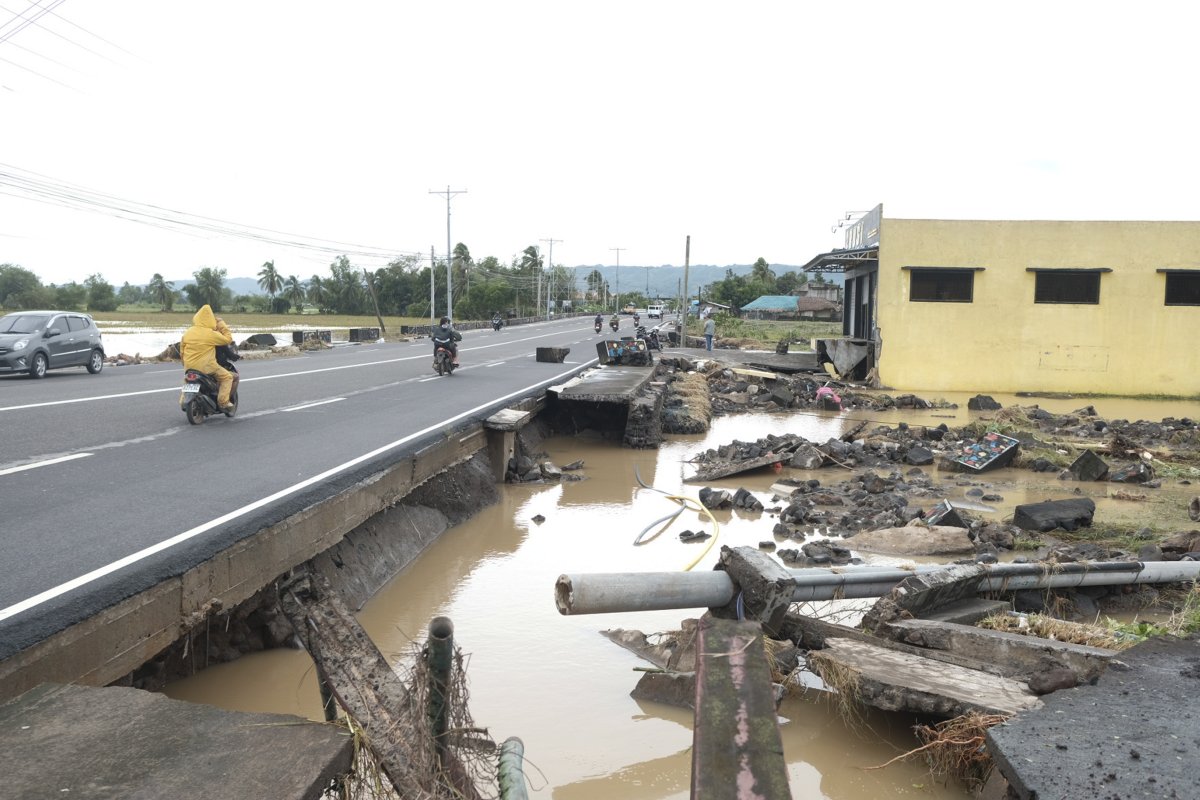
[804, 206, 1200, 397]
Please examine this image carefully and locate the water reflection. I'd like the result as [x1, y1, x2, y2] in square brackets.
[165, 399, 1198, 798]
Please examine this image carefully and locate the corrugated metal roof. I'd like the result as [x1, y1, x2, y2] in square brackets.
[741, 295, 799, 311]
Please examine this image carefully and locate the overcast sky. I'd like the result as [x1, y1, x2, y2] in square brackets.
[2, 1, 1197, 288]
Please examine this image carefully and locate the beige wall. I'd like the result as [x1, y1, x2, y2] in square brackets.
[874, 219, 1200, 396]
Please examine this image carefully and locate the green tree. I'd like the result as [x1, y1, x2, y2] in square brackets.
[184, 267, 227, 311]
[307, 275, 330, 312]
[327, 256, 366, 314]
[148, 273, 175, 311]
[750, 257, 776, 288]
[53, 282, 88, 310]
[775, 270, 808, 295]
[117, 281, 144, 306]
[85, 274, 119, 312]
[257, 260, 282, 305]
[284, 275, 306, 312]
[0, 264, 49, 309]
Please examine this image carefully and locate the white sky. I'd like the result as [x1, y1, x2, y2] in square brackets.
[2, 1, 1198, 288]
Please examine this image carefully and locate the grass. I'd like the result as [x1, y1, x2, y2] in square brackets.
[679, 316, 841, 348]
[1105, 582, 1200, 641]
[979, 612, 1132, 650]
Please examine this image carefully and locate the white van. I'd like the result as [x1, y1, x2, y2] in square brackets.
[647, 303, 665, 319]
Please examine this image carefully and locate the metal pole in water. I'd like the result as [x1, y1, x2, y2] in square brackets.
[555, 561, 1200, 615]
[498, 737, 529, 800]
[426, 616, 455, 767]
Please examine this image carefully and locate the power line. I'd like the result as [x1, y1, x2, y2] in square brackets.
[0, 162, 421, 264]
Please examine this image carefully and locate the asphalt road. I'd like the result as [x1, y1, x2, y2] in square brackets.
[0, 315, 615, 657]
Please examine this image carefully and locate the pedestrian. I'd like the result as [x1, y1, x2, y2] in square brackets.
[704, 315, 715, 351]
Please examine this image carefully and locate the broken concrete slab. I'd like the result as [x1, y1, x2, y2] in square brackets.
[535, 346, 570, 363]
[845, 523, 976, 557]
[861, 564, 988, 634]
[713, 546, 797, 636]
[602, 621, 699, 672]
[919, 598, 1011, 626]
[1068, 449, 1110, 481]
[0, 683, 352, 800]
[986, 636, 1200, 800]
[631, 670, 696, 710]
[807, 637, 1042, 717]
[1012, 498, 1096, 533]
[692, 617, 792, 800]
[883, 619, 1117, 684]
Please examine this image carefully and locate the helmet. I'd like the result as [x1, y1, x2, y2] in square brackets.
[440, 316, 450, 326]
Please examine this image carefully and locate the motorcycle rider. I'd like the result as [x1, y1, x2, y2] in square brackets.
[609, 312, 619, 331]
[432, 316, 462, 366]
[181, 304, 235, 411]
[492, 311, 503, 330]
[594, 312, 603, 331]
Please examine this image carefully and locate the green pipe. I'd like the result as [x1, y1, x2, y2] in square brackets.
[498, 737, 528, 800]
[426, 616, 455, 766]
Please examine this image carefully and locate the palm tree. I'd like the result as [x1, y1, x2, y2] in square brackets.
[284, 275, 306, 313]
[257, 260, 282, 304]
[147, 273, 174, 311]
[307, 275, 329, 312]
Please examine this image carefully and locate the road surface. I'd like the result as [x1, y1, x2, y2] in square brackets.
[0, 315, 620, 658]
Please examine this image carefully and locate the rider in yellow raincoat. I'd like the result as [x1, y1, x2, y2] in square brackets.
[181, 304, 235, 410]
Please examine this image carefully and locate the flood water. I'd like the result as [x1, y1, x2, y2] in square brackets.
[163, 393, 1199, 798]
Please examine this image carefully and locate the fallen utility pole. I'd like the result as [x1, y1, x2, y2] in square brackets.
[279, 569, 481, 800]
[555, 561, 1200, 616]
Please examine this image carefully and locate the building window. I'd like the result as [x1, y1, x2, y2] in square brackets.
[908, 268, 975, 302]
[1033, 271, 1101, 304]
[1165, 272, 1200, 306]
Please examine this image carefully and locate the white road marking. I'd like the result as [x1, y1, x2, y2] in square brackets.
[0, 358, 597, 623]
[282, 398, 346, 412]
[0, 326, 578, 413]
[0, 453, 92, 477]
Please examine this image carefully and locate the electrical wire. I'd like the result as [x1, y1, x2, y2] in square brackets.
[0, 163, 422, 264]
[633, 464, 720, 572]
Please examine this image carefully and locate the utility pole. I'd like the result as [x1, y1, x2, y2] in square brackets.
[363, 268, 386, 334]
[429, 246, 436, 329]
[610, 247, 625, 311]
[429, 186, 466, 320]
[541, 238, 561, 319]
[682, 235, 691, 337]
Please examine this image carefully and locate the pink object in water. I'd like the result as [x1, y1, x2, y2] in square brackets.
[815, 386, 842, 409]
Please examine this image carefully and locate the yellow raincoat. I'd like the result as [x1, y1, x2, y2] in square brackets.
[181, 304, 235, 407]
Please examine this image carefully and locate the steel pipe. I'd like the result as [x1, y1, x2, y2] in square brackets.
[555, 561, 1200, 615]
[498, 737, 529, 800]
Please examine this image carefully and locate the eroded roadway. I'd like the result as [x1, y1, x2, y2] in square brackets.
[0, 315, 608, 660]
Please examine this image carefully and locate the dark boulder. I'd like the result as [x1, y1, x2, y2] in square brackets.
[1013, 498, 1096, 533]
[967, 394, 1003, 411]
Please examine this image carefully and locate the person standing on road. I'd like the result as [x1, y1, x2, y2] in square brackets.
[180, 304, 235, 411]
[704, 315, 715, 351]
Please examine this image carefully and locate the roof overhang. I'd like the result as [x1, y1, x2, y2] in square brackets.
[801, 246, 878, 273]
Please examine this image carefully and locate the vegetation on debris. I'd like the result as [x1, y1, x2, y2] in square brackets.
[867, 711, 1009, 791]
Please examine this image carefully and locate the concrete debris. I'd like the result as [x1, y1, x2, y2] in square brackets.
[1012, 498, 1096, 533]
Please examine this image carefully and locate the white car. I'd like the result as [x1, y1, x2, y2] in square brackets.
[647, 304, 665, 319]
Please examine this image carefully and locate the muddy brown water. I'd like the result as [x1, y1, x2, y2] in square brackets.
[164, 393, 1199, 798]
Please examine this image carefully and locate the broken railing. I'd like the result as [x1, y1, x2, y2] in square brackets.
[556, 560, 1200, 615]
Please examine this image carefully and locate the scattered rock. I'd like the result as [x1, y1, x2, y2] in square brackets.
[968, 394, 1003, 411]
[1013, 498, 1096, 533]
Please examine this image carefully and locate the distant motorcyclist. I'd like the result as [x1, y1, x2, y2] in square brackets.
[633, 311, 640, 326]
[432, 316, 462, 366]
[180, 304, 235, 411]
[609, 313, 619, 331]
[492, 311, 503, 330]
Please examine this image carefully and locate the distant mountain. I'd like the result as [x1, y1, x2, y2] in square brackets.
[168, 277, 264, 296]
[564, 263, 843, 300]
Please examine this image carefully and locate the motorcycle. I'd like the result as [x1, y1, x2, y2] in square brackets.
[635, 325, 662, 351]
[594, 320, 602, 334]
[181, 344, 240, 425]
[492, 317, 503, 331]
[609, 318, 619, 332]
[433, 342, 457, 376]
